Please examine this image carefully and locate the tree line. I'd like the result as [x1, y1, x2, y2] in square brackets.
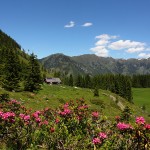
[61, 73, 150, 102]
[62, 74, 132, 102]
[132, 74, 150, 88]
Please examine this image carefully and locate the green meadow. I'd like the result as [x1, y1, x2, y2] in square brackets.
[132, 88, 150, 113]
[1, 84, 150, 122]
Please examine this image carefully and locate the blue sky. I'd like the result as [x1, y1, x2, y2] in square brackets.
[0, 0, 150, 59]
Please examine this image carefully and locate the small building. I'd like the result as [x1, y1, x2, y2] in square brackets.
[45, 78, 61, 84]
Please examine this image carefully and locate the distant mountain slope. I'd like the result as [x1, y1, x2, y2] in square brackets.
[39, 53, 87, 75]
[40, 53, 150, 76]
[72, 54, 150, 74]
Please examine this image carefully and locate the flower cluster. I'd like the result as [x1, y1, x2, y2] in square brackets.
[59, 108, 71, 116]
[145, 124, 150, 130]
[92, 111, 99, 118]
[19, 113, 30, 122]
[78, 105, 88, 110]
[59, 103, 71, 116]
[10, 99, 20, 104]
[99, 132, 107, 139]
[136, 116, 145, 125]
[92, 132, 107, 145]
[117, 122, 132, 130]
[32, 111, 41, 122]
[0, 111, 15, 121]
[92, 137, 101, 145]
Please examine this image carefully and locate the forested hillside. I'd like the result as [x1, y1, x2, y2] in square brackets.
[0, 29, 43, 91]
[0, 29, 21, 50]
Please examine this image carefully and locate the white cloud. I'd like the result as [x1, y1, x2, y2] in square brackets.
[90, 46, 109, 57]
[82, 22, 93, 27]
[90, 34, 150, 58]
[90, 34, 117, 57]
[138, 53, 150, 59]
[126, 47, 145, 53]
[95, 34, 118, 46]
[109, 40, 145, 50]
[96, 34, 118, 40]
[95, 39, 109, 46]
[64, 21, 75, 28]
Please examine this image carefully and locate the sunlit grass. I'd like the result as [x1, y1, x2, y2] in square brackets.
[132, 88, 150, 113]
[0, 85, 150, 121]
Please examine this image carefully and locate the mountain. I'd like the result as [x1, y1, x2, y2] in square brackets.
[39, 53, 87, 76]
[40, 53, 150, 76]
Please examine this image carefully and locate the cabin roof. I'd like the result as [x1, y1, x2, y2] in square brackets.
[45, 78, 61, 83]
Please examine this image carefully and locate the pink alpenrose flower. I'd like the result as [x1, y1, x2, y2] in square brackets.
[92, 137, 101, 145]
[117, 122, 132, 130]
[136, 116, 145, 125]
[99, 132, 107, 139]
[92, 111, 99, 118]
[145, 124, 150, 130]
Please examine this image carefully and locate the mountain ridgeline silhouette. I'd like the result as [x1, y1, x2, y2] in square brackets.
[39, 53, 150, 76]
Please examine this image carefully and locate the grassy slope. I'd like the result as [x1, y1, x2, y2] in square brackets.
[132, 88, 150, 113]
[0, 85, 149, 122]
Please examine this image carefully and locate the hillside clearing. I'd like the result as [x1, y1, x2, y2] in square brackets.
[132, 88, 150, 113]
[0, 84, 149, 122]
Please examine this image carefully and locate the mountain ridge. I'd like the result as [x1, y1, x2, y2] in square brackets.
[40, 53, 150, 76]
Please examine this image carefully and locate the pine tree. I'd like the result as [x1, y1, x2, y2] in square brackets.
[2, 49, 20, 91]
[54, 71, 61, 78]
[85, 74, 92, 88]
[24, 53, 42, 92]
[125, 77, 133, 103]
[121, 106, 132, 122]
[63, 76, 69, 85]
[93, 87, 99, 97]
[75, 74, 82, 87]
[68, 74, 73, 87]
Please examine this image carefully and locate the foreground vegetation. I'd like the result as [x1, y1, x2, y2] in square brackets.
[0, 96, 150, 149]
[0, 84, 150, 121]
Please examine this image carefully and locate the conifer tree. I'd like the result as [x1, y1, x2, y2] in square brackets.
[68, 74, 73, 86]
[63, 76, 69, 85]
[93, 87, 99, 97]
[75, 74, 82, 87]
[24, 53, 42, 92]
[125, 77, 133, 103]
[54, 71, 61, 78]
[2, 49, 20, 91]
[121, 106, 132, 122]
[85, 74, 92, 88]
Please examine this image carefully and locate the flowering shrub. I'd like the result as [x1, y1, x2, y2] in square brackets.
[117, 122, 132, 130]
[92, 137, 101, 145]
[0, 98, 149, 149]
[136, 116, 145, 125]
[99, 132, 107, 139]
